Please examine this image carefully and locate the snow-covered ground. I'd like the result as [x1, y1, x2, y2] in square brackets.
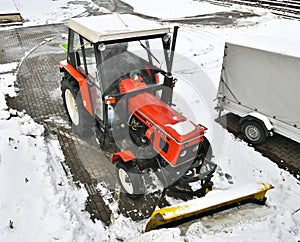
[12, 0, 87, 26]
[1, 0, 300, 241]
[0, 62, 110, 241]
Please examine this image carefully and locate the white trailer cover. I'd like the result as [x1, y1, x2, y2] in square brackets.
[218, 42, 300, 129]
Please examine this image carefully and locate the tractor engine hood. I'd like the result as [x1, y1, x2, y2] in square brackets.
[129, 93, 206, 144]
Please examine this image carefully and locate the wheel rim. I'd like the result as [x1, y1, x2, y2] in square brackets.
[65, 89, 80, 126]
[245, 124, 261, 142]
[118, 168, 134, 194]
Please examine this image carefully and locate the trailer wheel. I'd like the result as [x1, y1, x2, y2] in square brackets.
[61, 76, 94, 136]
[241, 120, 266, 145]
[116, 161, 145, 199]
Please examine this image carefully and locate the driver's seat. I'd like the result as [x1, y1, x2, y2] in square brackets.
[119, 76, 147, 94]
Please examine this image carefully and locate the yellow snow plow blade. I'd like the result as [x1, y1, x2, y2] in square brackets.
[145, 182, 273, 232]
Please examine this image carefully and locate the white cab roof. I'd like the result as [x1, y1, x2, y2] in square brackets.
[68, 14, 171, 43]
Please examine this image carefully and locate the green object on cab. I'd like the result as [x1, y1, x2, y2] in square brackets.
[60, 43, 68, 53]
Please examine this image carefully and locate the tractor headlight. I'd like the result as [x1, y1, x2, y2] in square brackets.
[179, 150, 187, 158]
[98, 43, 106, 51]
[192, 145, 199, 152]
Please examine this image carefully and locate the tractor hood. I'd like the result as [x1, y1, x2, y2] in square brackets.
[129, 93, 205, 143]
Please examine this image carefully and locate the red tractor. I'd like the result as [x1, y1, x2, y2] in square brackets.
[59, 14, 216, 199]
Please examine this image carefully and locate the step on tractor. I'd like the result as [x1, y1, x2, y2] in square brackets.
[59, 14, 273, 231]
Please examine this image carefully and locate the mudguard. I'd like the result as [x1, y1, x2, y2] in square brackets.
[112, 150, 136, 164]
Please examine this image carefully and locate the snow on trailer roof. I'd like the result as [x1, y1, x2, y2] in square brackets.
[68, 14, 171, 43]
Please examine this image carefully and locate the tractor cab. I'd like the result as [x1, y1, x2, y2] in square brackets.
[61, 14, 175, 128]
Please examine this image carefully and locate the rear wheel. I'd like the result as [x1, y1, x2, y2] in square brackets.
[61, 76, 94, 136]
[116, 161, 145, 199]
[241, 120, 267, 145]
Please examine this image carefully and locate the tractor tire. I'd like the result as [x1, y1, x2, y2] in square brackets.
[188, 137, 214, 178]
[61, 76, 94, 137]
[241, 120, 267, 145]
[116, 161, 145, 199]
[198, 137, 213, 162]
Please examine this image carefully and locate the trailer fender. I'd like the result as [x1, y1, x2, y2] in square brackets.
[240, 112, 273, 137]
[112, 150, 136, 164]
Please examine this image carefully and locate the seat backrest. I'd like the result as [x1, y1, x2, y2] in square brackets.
[119, 77, 147, 94]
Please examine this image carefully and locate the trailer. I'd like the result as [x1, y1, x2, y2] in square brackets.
[217, 42, 300, 145]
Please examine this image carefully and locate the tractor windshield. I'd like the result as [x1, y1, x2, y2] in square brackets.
[96, 38, 167, 95]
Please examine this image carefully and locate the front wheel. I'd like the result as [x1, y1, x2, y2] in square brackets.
[241, 120, 267, 145]
[198, 137, 213, 162]
[116, 161, 145, 199]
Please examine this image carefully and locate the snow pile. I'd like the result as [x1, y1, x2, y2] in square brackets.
[0, 63, 18, 111]
[0, 63, 109, 241]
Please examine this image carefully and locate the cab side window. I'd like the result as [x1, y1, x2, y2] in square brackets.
[73, 32, 85, 73]
[83, 39, 97, 77]
[69, 30, 96, 78]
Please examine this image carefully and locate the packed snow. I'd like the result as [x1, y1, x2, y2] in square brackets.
[12, 0, 87, 26]
[123, 0, 230, 19]
[0, 61, 111, 241]
[1, 0, 300, 241]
